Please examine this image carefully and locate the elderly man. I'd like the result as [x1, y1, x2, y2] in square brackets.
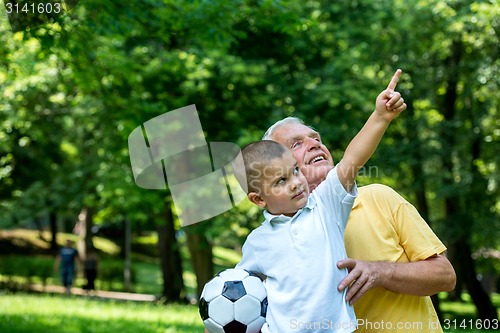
[263, 116, 456, 332]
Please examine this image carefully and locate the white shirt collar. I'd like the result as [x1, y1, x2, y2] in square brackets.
[263, 195, 317, 225]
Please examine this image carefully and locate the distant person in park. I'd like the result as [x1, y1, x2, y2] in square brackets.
[83, 249, 99, 293]
[53, 239, 80, 295]
[232, 70, 406, 333]
[262, 79, 456, 330]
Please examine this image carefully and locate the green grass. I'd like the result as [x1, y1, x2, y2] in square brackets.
[1, 292, 497, 333]
[440, 293, 500, 332]
[1, 229, 498, 333]
[0, 293, 203, 333]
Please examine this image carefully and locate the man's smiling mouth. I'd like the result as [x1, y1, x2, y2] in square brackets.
[308, 155, 326, 164]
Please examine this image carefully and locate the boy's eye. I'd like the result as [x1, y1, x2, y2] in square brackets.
[276, 178, 285, 185]
[293, 166, 299, 174]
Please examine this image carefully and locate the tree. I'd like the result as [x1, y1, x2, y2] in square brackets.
[0, 0, 497, 316]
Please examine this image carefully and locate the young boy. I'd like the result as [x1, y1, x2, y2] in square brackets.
[234, 70, 406, 333]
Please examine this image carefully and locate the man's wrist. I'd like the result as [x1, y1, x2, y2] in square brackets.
[376, 261, 395, 287]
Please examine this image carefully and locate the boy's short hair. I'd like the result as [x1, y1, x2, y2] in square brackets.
[236, 140, 288, 194]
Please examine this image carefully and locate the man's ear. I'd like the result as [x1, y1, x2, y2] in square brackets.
[248, 192, 266, 208]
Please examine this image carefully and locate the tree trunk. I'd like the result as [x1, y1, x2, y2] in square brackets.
[446, 243, 464, 301]
[458, 242, 498, 320]
[49, 211, 58, 251]
[463, 113, 498, 320]
[439, 39, 497, 320]
[184, 224, 214, 298]
[157, 202, 185, 302]
[124, 218, 132, 292]
[74, 207, 95, 256]
[84, 207, 95, 251]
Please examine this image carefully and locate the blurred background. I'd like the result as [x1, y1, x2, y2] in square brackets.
[0, 0, 498, 332]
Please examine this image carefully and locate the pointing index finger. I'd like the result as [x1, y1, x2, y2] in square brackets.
[387, 68, 402, 92]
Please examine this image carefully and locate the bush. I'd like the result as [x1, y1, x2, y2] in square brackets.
[98, 259, 136, 291]
[0, 255, 53, 287]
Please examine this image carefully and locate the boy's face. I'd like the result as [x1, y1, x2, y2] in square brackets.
[270, 123, 334, 191]
[250, 150, 309, 217]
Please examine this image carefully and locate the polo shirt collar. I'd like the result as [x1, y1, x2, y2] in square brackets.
[263, 195, 317, 225]
[352, 197, 361, 209]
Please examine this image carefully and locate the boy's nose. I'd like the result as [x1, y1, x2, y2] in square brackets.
[290, 176, 301, 190]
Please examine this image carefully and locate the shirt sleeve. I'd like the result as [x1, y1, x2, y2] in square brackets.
[312, 165, 358, 230]
[394, 201, 447, 260]
[235, 239, 266, 279]
[377, 186, 447, 261]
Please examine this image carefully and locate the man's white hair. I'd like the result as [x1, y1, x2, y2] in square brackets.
[262, 116, 308, 140]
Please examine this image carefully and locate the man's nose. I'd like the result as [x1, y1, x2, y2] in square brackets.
[304, 137, 320, 150]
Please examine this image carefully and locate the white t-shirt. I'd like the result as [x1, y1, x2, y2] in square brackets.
[236, 166, 358, 333]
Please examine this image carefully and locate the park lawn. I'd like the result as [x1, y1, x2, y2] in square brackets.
[1, 230, 243, 304]
[0, 229, 242, 298]
[0, 293, 204, 333]
[439, 292, 500, 332]
[1, 230, 498, 333]
[1, 293, 498, 333]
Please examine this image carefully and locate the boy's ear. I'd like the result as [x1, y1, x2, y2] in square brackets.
[248, 192, 266, 208]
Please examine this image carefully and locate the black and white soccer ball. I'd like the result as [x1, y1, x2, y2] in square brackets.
[199, 268, 268, 333]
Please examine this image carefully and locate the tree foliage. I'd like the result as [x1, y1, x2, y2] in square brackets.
[0, 0, 498, 313]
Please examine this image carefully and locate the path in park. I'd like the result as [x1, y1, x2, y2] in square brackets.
[29, 283, 157, 302]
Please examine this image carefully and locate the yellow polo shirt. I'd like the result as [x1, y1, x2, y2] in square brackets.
[344, 184, 446, 333]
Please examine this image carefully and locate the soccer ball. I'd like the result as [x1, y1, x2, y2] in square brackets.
[199, 268, 268, 333]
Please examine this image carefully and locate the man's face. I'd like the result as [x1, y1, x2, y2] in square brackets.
[270, 123, 334, 190]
